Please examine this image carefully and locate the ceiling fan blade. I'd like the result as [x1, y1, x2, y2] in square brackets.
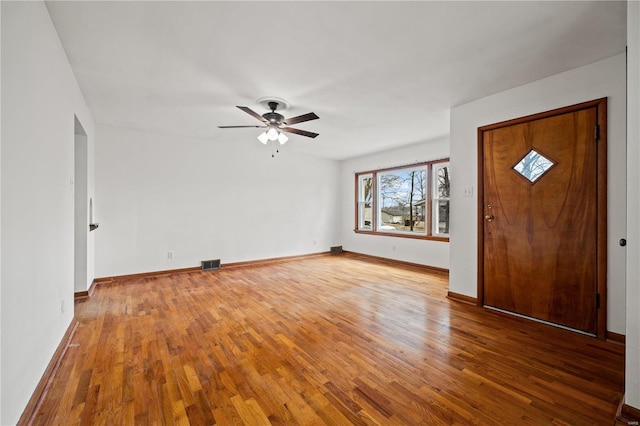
[283, 112, 319, 126]
[282, 127, 319, 139]
[237, 106, 267, 123]
[218, 125, 265, 129]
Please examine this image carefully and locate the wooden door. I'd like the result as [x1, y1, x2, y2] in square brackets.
[478, 99, 607, 336]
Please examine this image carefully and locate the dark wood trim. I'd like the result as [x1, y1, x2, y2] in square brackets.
[17, 319, 79, 426]
[476, 98, 608, 338]
[94, 251, 448, 290]
[622, 404, 640, 422]
[477, 125, 486, 308]
[372, 171, 378, 236]
[341, 250, 449, 276]
[221, 252, 330, 269]
[616, 397, 640, 425]
[426, 162, 434, 238]
[607, 331, 626, 346]
[354, 229, 449, 242]
[356, 158, 450, 176]
[74, 279, 97, 301]
[477, 98, 608, 131]
[616, 394, 625, 421]
[596, 98, 608, 341]
[622, 404, 640, 421]
[447, 291, 477, 305]
[354, 173, 360, 233]
[95, 251, 449, 282]
[74, 290, 89, 300]
[95, 252, 332, 283]
[95, 266, 202, 284]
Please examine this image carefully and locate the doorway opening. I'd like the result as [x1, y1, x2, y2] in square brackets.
[74, 116, 88, 305]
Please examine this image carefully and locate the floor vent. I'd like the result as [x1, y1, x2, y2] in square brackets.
[201, 259, 221, 270]
[330, 246, 343, 254]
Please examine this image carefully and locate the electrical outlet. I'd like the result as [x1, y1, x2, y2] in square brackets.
[60, 298, 65, 314]
[392, 245, 396, 251]
[463, 186, 474, 197]
[167, 251, 174, 259]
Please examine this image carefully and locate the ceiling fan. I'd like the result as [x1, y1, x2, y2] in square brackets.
[218, 101, 319, 145]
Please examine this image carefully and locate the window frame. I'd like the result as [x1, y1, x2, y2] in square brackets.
[354, 159, 450, 242]
[357, 173, 373, 231]
[431, 161, 451, 237]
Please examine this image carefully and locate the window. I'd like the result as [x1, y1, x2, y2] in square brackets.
[355, 159, 450, 241]
[432, 162, 450, 236]
[357, 174, 373, 230]
[378, 166, 426, 235]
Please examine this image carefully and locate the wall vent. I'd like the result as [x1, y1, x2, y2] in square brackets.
[201, 259, 221, 270]
[330, 246, 343, 254]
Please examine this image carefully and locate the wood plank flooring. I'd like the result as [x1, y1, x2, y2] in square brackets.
[30, 253, 624, 425]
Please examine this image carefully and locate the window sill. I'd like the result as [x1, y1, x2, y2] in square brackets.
[354, 229, 449, 242]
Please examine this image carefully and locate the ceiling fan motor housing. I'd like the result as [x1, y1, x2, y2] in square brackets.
[263, 111, 284, 125]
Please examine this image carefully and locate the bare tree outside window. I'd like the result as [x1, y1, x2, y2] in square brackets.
[355, 159, 450, 239]
[378, 168, 426, 233]
[434, 165, 450, 235]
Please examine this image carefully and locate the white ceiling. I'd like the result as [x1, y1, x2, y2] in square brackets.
[45, 1, 626, 161]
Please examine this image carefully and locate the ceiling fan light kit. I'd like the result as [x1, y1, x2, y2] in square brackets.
[257, 131, 269, 144]
[266, 126, 279, 140]
[219, 98, 319, 151]
[277, 132, 288, 145]
[258, 125, 288, 145]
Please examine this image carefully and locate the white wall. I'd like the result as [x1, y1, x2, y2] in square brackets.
[449, 53, 627, 335]
[0, 2, 3, 421]
[0, 2, 95, 424]
[626, 0, 640, 411]
[95, 125, 341, 277]
[340, 137, 450, 269]
[74, 122, 88, 293]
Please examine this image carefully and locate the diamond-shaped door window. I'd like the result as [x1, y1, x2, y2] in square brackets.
[513, 149, 555, 183]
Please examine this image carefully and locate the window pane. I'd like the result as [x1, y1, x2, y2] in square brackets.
[435, 200, 450, 234]
[359, 201, 372, 229]
[513, 149, 554, 183]
[358, 175, 373, 230]
[433, 163, 450, 236]
[377, 167, 426, 234]
[360, 176, 372, 203]
[436, 166, 450, 198]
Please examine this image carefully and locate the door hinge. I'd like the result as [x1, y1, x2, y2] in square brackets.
[594, 124, 600, 141]
[595, 292, 600, 309]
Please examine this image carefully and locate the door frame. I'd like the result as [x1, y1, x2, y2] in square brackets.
[476, 98, 608, 339]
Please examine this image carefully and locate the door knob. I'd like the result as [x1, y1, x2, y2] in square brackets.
[485, 215, 494, 222]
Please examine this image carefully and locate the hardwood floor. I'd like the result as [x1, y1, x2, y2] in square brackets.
[30, 253, 624, 425]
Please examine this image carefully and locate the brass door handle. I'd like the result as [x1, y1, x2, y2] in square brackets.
[485, 215, 494, 222]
